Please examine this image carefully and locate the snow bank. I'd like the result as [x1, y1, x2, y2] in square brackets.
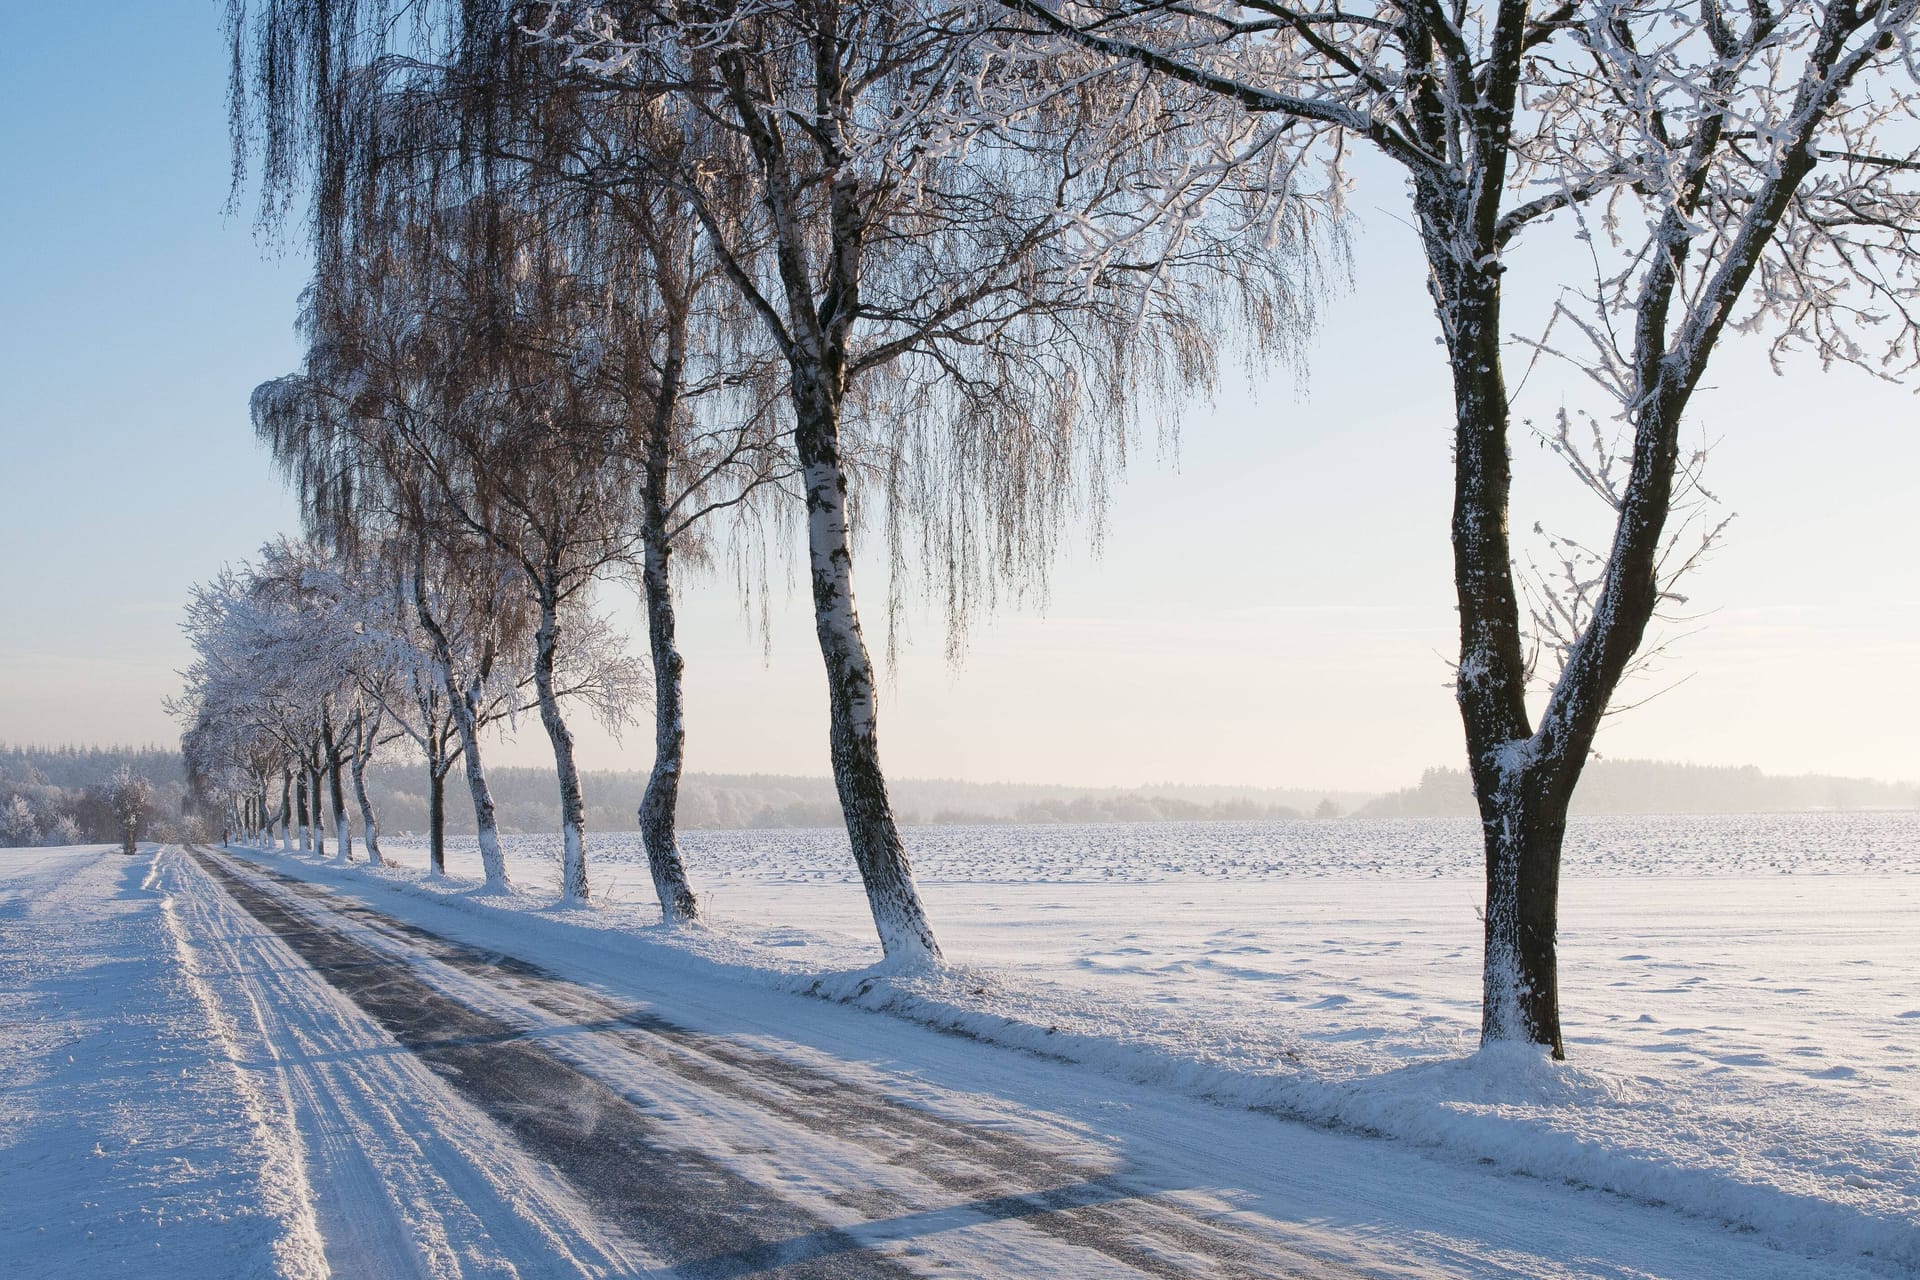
[0, 846, 326, 1278]
[235, 810, 1920, 1275]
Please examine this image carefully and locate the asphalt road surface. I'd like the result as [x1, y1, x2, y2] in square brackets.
[189, 846, 1364, 1278]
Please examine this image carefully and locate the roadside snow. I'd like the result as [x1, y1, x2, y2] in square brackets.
[319, 810, 1920, 1275]
[14, 815, 1911, 1276]
[0, 845, 325, 1279]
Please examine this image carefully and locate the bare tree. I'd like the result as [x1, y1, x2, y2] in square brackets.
[365, 199, 652, 903]
[227, 0, 1314, 951]
[554, 97, 793, 927]
[254, 276, 537, 891]
[350, 547, 524, 877]
[1009, 0, 1920, 1053]
[530, 0, 1314, 964]
[231, 4, 785, 922]
[263, 211, 650, 898]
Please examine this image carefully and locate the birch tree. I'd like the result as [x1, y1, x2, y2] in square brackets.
[528, 0, 1315, 964]
[344, 199, 651, 903]
[257, 207, 649, 898]
[524, 88, 792, 926]
[254, 280, 534, 890]
[1008, 0, 1920, 1054]
[339, 556, 471, 870]
[231, 3, 788, 923]
[351, 548, 520, 876]
[228, 0, 1317, 953]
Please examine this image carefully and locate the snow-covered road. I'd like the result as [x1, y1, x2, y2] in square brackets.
[2, 843, 1902, 1277]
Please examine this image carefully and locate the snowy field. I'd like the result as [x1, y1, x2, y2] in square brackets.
[0, 845, 326, 1277]
[367, 811, 1920, 1271]
[4, 814, 1916, 1276]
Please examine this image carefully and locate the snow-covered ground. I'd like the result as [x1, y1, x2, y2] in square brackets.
[368, 811, 1920, 1272]
[0, 845, 326, 1277]
[4, 813, 1915, 1276]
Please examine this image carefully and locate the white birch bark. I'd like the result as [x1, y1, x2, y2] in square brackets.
[413, 567, 510, 890]
[296, 774, 312, 853]
[351, 739, 383, 866]
[532, 588, 590, 904]
[798, 445, 941, 967]
[448, 675, 509, 889]
[309, 767, 325, 857]
[637, 530, 701, 926]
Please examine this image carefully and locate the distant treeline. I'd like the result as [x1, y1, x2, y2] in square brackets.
[0, 745, 192, 846]
[1357, 760, 1920, 818]
[358, 768, 1365, 835]
[5, 744, 1913, 845]
[339, 758, 1920, 833]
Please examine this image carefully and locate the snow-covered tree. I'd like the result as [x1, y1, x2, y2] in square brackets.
[1008, 0, 1920, 1053]
[523, 0, 1314, 962]
[347, 549, 502, 876]
[255, 246, 653, 896]
[1, 796, 38, 848]
[109, 767, 152, 855]
[227, 0, 1315, 959]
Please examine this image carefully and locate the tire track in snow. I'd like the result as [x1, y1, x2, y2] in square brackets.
[161, 846, 642, 1278]
[191, 847, 926, 1279]
[197, 847, 1367, 1279]
[149, 849, 331, 1279]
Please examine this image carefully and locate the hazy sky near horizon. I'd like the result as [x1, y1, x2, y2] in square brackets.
[2, 3, 1915, 793]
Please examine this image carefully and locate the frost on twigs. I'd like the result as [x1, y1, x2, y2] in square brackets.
[524, 0, 1337, 662]
[994, 0, 1920, 1053]
[1517, 409, 1734, 705]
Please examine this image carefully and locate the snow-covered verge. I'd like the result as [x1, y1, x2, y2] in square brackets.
[259, 811, 1920, 1275]
[0, 845, 326, 1279]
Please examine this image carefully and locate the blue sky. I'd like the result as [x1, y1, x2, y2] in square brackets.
[1, 2, 1914, 791]
[1, 4, 305, 744]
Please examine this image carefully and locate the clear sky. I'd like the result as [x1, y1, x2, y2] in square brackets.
[2, 3, 1914, 793]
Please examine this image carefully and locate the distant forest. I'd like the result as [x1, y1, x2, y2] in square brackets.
[357, 770, 1372, 836]
[0, 745, 192, 846]
[2, 744, 1913, 845]
[1356, 761, 1920, 818]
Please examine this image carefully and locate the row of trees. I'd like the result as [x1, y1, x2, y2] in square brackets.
[201, 0, 1920, 1053]
[172, 537, 641, 880]
[212, 0, 1307, 957]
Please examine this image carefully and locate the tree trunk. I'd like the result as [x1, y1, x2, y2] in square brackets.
[280, 773, 293, 852]
[323, 715, 352, 862]
[637, 516, 700, 926]
[310, 766, 326, 857]
[428, 763, 448, 877]
[1452, 383, 1564, 1054]
[296, 773, 311, 853]
[1471, 751, 1576, 1057]
[794, 396, 941, 966]
[448, 683, 507, 888]
[351, 744, 382, 866]
[533, 586, 590, 904]
[412, 562, 509, 889]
